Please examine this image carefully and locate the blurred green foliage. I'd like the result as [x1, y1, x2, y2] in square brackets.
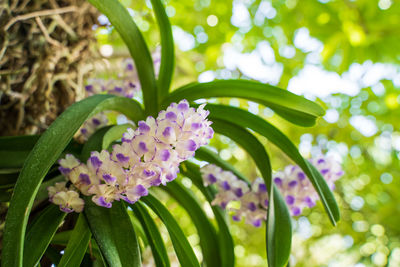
[92, 0, 400, 266]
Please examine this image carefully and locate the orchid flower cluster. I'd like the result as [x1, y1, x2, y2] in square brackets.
[48, 100, 214, 213]
[201, 165, 268, 227]
[274, 155, 343, 216]
[76, 60, 141, 141]
[201, 155, 343, 227]
[84, 59, 140, 99]
[76, 51, 161, 142]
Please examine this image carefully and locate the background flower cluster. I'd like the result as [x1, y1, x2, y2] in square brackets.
[201, 155, 343, 227]
[76, 51, 161, 142]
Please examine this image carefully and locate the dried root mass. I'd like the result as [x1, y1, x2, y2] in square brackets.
[0, 0, 99, 135]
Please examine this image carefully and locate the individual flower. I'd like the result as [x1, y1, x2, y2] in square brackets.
[58, 154, 80, 175]
[48, 182, 69, 200]
[48, 182, 85, 213]
[200, 164, 220, 186]
[51, 100, 214, 211]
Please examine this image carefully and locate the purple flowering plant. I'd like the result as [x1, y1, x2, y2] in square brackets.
[0, 0, 341, 267]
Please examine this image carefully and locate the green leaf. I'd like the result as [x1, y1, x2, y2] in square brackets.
[163, 80, 325, 126]
[131, 202, 170, 267]
[1, 167, 62, 192]
[44, 246, 62, 265]
[51, 230, 72, 246]
[84, 201, 141, 267]
[0, 136, 82, 170]
[205, 104, 340, 225]
[0, 135, 39, 151]
[102, 123, 134, 150]
[195, 147, 250, 185]
[23, 205, 67, 267]
[306, 161, 340, 224]
[1, 95, 142, 267]
[98, 96, 144, 122]
[181, 162, 235, 267]
[0, 150, 31, 169]
[128, 212, 149, 246]
[267, 186, 292, 267]
[211, 119, 292, 267]
[0, 169, 19, 189]
[80, 126, 113, 160]
[272, 106, 319, 127]
[163, 181, 221, 267]
[0, 134, 41, 168]
[88, 0, 158, 115]
[150, 0, 174, 100]
[51, 231, 103, 261]
[0, 188, 12, 202]
[141, 194, 201, 267]
[210, 205, 235, 267]
[211, 120, 271, 184]
[80, 120, 141, 267]
[58, 214, 92, 267]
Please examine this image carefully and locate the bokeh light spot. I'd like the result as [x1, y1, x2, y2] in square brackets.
[207, 15, 219, 27]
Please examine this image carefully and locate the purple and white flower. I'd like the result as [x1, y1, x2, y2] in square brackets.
[201, 154, 343, 226]
[84, 59, 142, 99]
[48, 182, 85, 213]
[76, 54, 161, 142]
[274, 155, 343, 216]
[201, 164, 266, 226]
[50, 100, 213, 212]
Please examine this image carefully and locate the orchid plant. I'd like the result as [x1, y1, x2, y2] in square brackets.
[0, 0, 341, 266]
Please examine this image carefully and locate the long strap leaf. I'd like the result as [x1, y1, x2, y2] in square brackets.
[44, 246, 62, 265]
[88, 0, 158, 116]
[0, 188, 12, 202]
[266, 185, 293, 267]
[23, 205, 67, 267]
[1, 95, 143, 267]
[163, 80, 325, 126]
[51, 231, 103, 261]
[0, 135, 40, 150]
[212, 119, 292, 267]
[0, 135, 38, 169]
[80, 117, 141, 267]
[150, 0, 174, 100]
[206, 104, 340, 225]
[0, 134, 84, 162]
[0, 150, 31, 169]
[131, 202, 170, 267]
[141, 194, 201, 267]
[84, 201, 141, 267]
[163, 181, 221, 267]
[58, 214, 92, 267]
[0, 170, 20, 189]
